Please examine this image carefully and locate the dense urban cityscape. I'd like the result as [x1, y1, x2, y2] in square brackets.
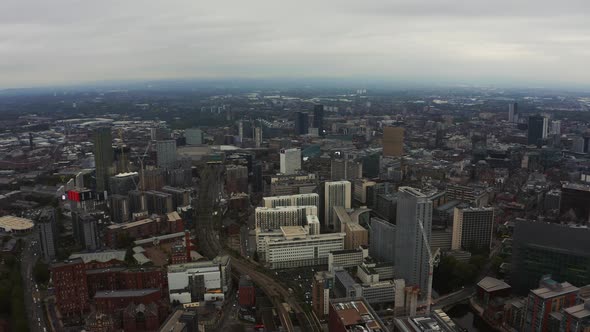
[0, 83, 589, 332]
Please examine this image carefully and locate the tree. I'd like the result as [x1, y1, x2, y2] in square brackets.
[33, 261, 50, 284]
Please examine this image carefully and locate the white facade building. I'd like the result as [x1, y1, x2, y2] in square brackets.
[324, 181, 352, 228]
[279, 148, 301, 175]
[167, 255, 231, 304]
[255, 205, 317, 230]
[264, 228, 345, 269]
[263, 193, 320, 210]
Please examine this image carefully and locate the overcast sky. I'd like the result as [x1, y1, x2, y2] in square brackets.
[1, 0, 589, 89]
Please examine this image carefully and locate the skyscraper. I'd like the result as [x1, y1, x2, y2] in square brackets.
[383, 127, 404, 157]
[93, 127, 114, 193]
[324, 181, 352, 228]
[528, 115, 548, 146]
[452, 207, 494, 252]
[394, 187, 432, 298]
[280, 148, 302, 175]
[295, 112, 309, 135]
[369, 217, 396, 263]
[508, 102, 519, 123]
[38, 208, 57, 262]
[313, 104, 325, 136]
[156, 140, 177, 169]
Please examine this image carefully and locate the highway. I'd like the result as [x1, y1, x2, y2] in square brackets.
[20, 231, 49, 332]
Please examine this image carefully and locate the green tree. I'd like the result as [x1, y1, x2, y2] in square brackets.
[33, 261, 50, 284]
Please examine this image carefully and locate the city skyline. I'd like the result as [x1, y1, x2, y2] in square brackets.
[1, 0, 590, 89]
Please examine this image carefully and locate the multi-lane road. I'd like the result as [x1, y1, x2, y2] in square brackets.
[19, 231, 49, 332]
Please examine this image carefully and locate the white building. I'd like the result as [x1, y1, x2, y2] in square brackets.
[255, 205, 317, 230]
[328, 248, 367, 272]
[263, 193, 319, 210]
[306, 215, 320, 235]
[264, 227, 345, 269]
[279, 148, 301, 175]
[167, 255, 231, 304]
[324, 181, 352, 228]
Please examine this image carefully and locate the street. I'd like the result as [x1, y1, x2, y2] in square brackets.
[19, 230, 49, 332]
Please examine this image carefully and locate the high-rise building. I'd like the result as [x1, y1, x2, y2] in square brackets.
[522, 276, 579, 332]
[110, 194, 130, 223]
[185, 128, 203, 145]
[313, 104, 325, 136]
[508, 102, 519, 123]
[128, 190, 147, 215]
[254, 127, 262, 148]
[252, 162, 264, 193]
[331, 158, 362, 181]
[312, 271, 334, 318]
[72, 211, 100, 251]
[38, 208, 57, 262]
[353, 179, 376, 204]
[511, 220, 590, 294]
[528, 115, 548, 146]
[93, 127, 114, 193]
[550, 120, 561, 135]
[295, 112, 309, 135]
[451, 207, 494, 252]
[270, 173, 318, 196]
[108, 172, 139, 195]
[324, 181, 352, 228]
[394, 187, 432, 298]
[225, 165, 249, 194]
[113, 145, 130, 174]
[560, 182, 590, 221]
[263, 193, 320, 210]
[369, 217, 395, 263]
[145, 190, 173, 215]
[280, 148, 301, 175]
[156, 140, 177, 169]
[383, 126, 404, 157]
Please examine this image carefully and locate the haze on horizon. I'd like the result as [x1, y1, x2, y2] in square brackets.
[1, 0, 589, 89]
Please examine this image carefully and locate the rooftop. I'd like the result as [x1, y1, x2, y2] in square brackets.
[280, 226, 308, 239]
[532, 278, 579, 299]
[564, 302, 590, 319]
[69, 250, 126, 264]
[330, 297, 387, 332]
[94, 288, 159, 299]
[0, 215, 34, 231]
[394, 310, 461, 332]
[477, 277, 511, 293]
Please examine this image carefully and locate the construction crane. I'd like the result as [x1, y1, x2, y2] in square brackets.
[417, 218, 441, 314]
[118, 128, 127, 173]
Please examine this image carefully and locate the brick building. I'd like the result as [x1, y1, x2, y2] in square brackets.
[238, 275, 256, 307]
[51, 258, 89, 316]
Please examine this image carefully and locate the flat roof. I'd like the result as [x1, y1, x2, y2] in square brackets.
[532, 281, 579, 299]
[107, 218, 155, 230]
[564, 303, 590, 319]
[94, 288, 159, 299]
[0, 215, 34, 231]
[280, 226, 308, 238]
[69, 250, 126, 264]
[477, 277, 511, 292]
[330, 297, 387, 331]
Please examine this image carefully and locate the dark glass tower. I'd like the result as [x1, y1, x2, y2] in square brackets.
[294, 111, 309, 135]
[93, 127, 113, 193]
[313, 104, 324, 136]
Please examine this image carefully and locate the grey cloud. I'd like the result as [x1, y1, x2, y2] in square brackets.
[0, 0, 589, 88]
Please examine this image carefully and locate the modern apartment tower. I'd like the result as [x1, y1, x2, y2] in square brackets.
[394, 186, 433, 298]
[38, 208, 57, 262]
[313, 104, 325, 136]
[295, 112, 309, 135]
[324, 181, 352, 229]
[156, 140, 177, 169]
[508, 102, 519, 123]
[280, 148, 302, 175]
[93, 127, 114, 194]
[452, 207, 494, 252]
[528, 115, 548, 146]
[383, 127, 404, 157]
